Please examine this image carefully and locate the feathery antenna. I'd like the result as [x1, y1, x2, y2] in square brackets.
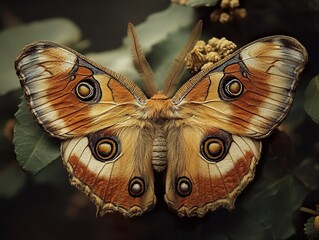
[163, 20, 203, 98]
[127, 23, 156, 98]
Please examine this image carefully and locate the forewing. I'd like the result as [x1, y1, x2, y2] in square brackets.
[15, 41, 146, 139]
[172, 36, 308, 138]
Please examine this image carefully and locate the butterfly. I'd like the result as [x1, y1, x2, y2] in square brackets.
[15, 21, 307, 217]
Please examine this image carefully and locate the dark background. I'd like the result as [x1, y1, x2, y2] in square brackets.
[1, 0, 319, 240]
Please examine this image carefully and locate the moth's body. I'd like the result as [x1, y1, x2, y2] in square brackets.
[142, 93, 172, 172]
[15, 22, 307, 217]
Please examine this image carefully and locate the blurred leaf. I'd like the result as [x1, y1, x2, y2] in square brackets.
[0, 163, 26, 198]
[0, 90, 26, 198]
[0, 18, 82, 95]
[87, 3, 196, 82]
[148, 27, 195, 89]
[186, 0, 219, 7]
[237, 136, 308, 239]
[226, 212, 275, 240]
[309, 0, 319, 11]
[294, 158, 319, 191]
[131, 4, 196, 52]
[284, 90, 307, 130]
[304, 75, 319, 124]
[242, 175, 306, 239]
[0, 90, 21, 164]
[34, 158, 68, 186]
[13, 98, 60, 174]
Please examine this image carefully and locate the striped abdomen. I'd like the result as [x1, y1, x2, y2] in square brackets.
[152, 128, 167, 172]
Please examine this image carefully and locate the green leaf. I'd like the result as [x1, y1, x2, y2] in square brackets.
[294, 158, 319, 191]
[148, 27, 195, 89]
[87, 4, 196, 83]
[284, 90, 307, 129]
[236, 136, 308, 239]
[13, 97, 60, 174]
[304, 75, 319, 124]
[226, 212, 275, 240]
[33, 158, 68, 186]
[0, 90, 27, 198]
[185, 0, 219, 7]
[0, 163, 26, 198]
[0, 90, 21, 164]
[0, 18, 82, 95]
[241, 175, 306, 239]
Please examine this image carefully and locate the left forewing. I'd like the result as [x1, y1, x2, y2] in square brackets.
[15, 41, 146, 139]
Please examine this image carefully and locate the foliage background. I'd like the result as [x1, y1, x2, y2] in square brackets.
[1, 0, 319, 239]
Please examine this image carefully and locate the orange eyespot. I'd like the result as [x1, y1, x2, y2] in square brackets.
[75, 81, 95, 100]
[225, 79, 243, 97]
[78, 84, 92, 97]
[74, 79, 102, 102]
[202, 137, 225, 161]
[219, 75, 245, 100]
[95, 138, 118, 161]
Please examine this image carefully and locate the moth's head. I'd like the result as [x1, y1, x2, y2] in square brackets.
[143, 92, 174, 121]
[150, 92, 169, 100]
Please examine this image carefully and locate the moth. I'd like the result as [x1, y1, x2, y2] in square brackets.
[15, 22, 307, 217]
